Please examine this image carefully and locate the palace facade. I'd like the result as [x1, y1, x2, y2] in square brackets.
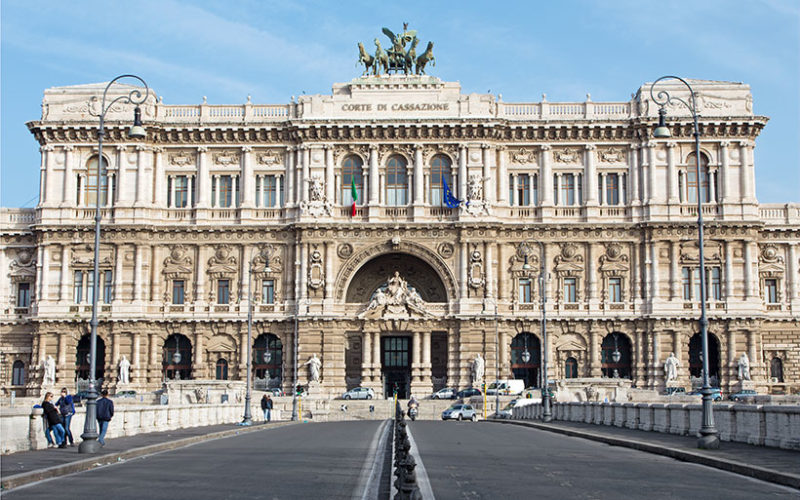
[1, 75, 798, 399]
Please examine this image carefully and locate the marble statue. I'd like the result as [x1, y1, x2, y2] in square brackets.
[664, 352, 680, 382]
[738, 353, 751, 381]
[43, 355, 56, 385]
[304, 353, 322, 383]
[118, 355, 131, 385]
[472, 354, 485, 384]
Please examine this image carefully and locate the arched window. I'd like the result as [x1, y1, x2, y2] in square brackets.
[564, 357, 578, 379]
[688, 332, 721, 386]
[76, 334, 106, 381]
[601, 333, 632, 379]
[163, 334, 193, 380]
[254, 334, 283, 383]
[386, 155, 408, 206]
[81, 155, 110, 207]
[341, 155, 364, 206]
[510, 333, 541, 388]
[682, 152, 714, 203]
[770, 357, 784, 383]
[216, 359, 228, 380]
[429, 155, 452, 206]
[12, 360, 25, 386]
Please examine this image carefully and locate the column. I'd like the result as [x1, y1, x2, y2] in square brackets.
[107, 174, 115, 207]
[744, 241, 754, 298]
[372, 332, 381, 373]
[666, 142, 678, 204]
[195, 246, 206, 305]
[586, 243, 595, 300]
[719, 141, 730, 203]
[134, 244, 144, 302]
[194, 331, 204, 378]
[286, 148, 295, 206]
[413, 331, 421, 377]
[62, 146, 75, 207]
[362, 331, 372, 379]
[646, 142, 656, 203]
[650, 241, 659, 300]
[197, 147, 209, 208]
[739, 141, 750, 201]
[652, 329, 661, 383]
[149, 333, 159, 382]
[213, 175, 221, 207]
[747, 330, 758, 378]
[240, 330, 248, 373]
[485, 241, 494, 299]
[301, 147, 310, 203]
[497, 147, 508, 205]
[621, 173, 627, 205]
[789, 243, 798, 301]
[114, 244, 124, 303]
[459, 242, 467, 301]
[499, 331, 508, 376]
[413, 145, 424, 205]
[241, 146, 254, 208]
[482, 145, 492, 204]
[709, 170, 717, 202]
[458, 144, 467, 200]
[134, 145, 148, 206]
[153, 147, 166, 206]
[554, 173, 562, 206]
[510, 175, 517, 206]
[59, 245, 70, 302]
[670, 241, 679, 299]
[589, 329, 601, 377]
[599, 173, 606, 206]
[727, 330, 737, 378]
[78, 174, 86, 207]
[132, 333, 141, 383]
[57, 333, 67, 371]
[541, 145, 553, 206]
[422, 331, 431, 368]
[585, 145, 598, 206]
[324, 241, 334, 302]
[40, 245, 49, 302]
[742, 141, 756, 202]
[368, 146, 379, 204]
[325, 146, 334, 203]
[725, 240, 734, 299]
[41, 145, 55, 206]
[299, 242, 308, 302]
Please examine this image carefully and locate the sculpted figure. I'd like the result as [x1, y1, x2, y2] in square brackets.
[415, 41, 435, 75]
[304, 353, 322, 383]
[664, 352, 680, 382]
[738, 353, 751, 381]
[118, 355, 131, 385]
[468, 175, 484, 201]
[43, 355, 56, 385]
[309, 176, 325, 201]
[357, 42, 375, 76]
[366, 288, 387, 310]
[472, 354, 485, 385]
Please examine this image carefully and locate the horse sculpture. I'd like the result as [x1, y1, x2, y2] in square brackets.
[357, 42, 374, 76]
[373, 39, 389, 75]
[403, 37, 419, 75]
[416, 41, 435, 75]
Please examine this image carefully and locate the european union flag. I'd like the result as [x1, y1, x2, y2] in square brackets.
[442, 176, 461, 208]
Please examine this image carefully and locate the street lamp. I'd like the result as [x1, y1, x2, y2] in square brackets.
[649, 75, 719, 450]
[79, 75, 149, 454]
[538, 248, 552, 423]
[241, 246, 271, 426]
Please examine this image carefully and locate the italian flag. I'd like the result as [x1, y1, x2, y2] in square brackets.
[350, 177, 358, 216]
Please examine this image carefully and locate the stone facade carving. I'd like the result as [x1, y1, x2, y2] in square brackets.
[359, 272, 431, 319]
[299, 175, 333, 217]
[207, 245, 238, 303]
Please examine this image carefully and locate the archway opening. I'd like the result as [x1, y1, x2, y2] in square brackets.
[346, 253, 447, 303]
[76, 334, 106, 383]
[601, 333, 632, 379]
[511, 333, 541, 388]
[381, 336, 410, 399]
[688, 333, 720, 387]
[163, 334, 192, 380]
[254, 333, 283, 389]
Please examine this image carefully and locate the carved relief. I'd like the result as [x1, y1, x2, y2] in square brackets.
[468, 247, 485, 290]
[8, 249, 36, 284]
[256, 150, 282, 166]
[337, 243, 354, 259]
[553, 148, 580, 164]
[759, 244, 785, 280]
[299, 176, 333, 217]
[598, 147, 625, 163]
[358, 272, 433, 319]
[207, 245, 238, 303]
[307, 247, 325, 291]
[680, 241, 722, 263]
[437, 243, 454, 259]
[169, 152, 194, 166]
[213, 151, 241, 166]
[510, 148, 536, 164]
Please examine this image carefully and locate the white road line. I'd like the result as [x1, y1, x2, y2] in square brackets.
[353, 419, 390, 500]
[406, 424, 436, 500]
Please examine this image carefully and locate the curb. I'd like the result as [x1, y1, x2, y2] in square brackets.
[1, 421, 297, 492]
[487, 419, 800, 490]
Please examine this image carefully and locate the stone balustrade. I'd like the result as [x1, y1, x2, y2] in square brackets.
[512, 402, 800, 450]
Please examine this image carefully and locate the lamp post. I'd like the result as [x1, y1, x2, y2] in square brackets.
[522, 241, 552, 422]
[79, 75, 149, 454]
[241, 247, 271, 425]
[650, 75, 719, 450]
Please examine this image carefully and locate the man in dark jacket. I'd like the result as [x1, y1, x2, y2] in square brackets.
[41, 392, 66, 448]
[55, 388, 75, 446]
[96, 389, 114, 447]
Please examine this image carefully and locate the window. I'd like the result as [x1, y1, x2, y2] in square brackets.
[565, 357, 578, 379]
[710, 267, 721, 301]
[16, 282, 31, 307]
[682, 267, 691, 300]
[172, 280, 185, 305]
[262, 279, 275, 304]
[556, 173, 581, 206]
[213, 176, 237, 208]
[83, 156, 109, 206]
[217, 279, 230, 304]
[516, 174, 531, 206]
[87, 273, 95, 304]
[608, 278, 621, 303]
[429, 155, 451, 206]
[683, 266, 722, 300]
[103, 270, 113, 304]
[606, 173, 620, 205]
[765, 279, 778, 303]
[169, 175, 191, 208]
[386, 156, 408, 206]
[342, 156, 364, 206]
[216, 359, 228, 380]
[682, 153, 713, 203]
[770, 357, 784, 383]
[74, 271, 84, 303]
[519, 279, 532, 303]
[563, 278, 577, 302]
[256, 175, 279, 208]
[12, 360, 25, 386]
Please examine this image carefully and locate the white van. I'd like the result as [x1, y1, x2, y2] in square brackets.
[485, 379, 525, 396]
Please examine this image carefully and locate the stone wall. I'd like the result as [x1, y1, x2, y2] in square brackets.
[512, 401, 800, 450]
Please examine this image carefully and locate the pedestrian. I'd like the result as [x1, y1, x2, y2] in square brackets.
[55, 387, 76, 446]
[96, 389, 114, 447]
[265, 395, 273, 422]
[37, 404, 55, 448]
[260, 394, 269, 422]
[41, 392, 67, 448]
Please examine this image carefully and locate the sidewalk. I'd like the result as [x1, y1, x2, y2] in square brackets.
[1, 421, 295, 492]
[489, 419, 800, 489]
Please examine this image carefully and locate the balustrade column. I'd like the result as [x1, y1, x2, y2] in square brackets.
[585, 145, 598, 206]
[719, 142, 730, 203]
[241, 146, 254, 208]
[497, 147, 508, 205]
[670, 241, 680, 299]
[413, 145, 423, 205]
[458, 144, 467, 200]
[197, 147, 209, 208]
[541, 145, 553, 206]
[369, 146, 379, 205]
[62, 146, 75, 207]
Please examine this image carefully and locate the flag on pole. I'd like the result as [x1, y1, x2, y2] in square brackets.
[350, 177, 358, 216]
[442, 176, 461, 208]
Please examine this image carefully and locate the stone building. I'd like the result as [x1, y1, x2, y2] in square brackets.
[1, 72, 798, 399]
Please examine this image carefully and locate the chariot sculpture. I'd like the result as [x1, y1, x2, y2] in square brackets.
[357, 23, 435, 76]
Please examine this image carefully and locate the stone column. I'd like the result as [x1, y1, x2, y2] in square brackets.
[744, 241, 754, 299]
[372, 332, 381, 376]
[132, 333, 141, 384]
[554, 174, 561, 206]
[629, 146, 640, 204]
[497, 243, 506, 301]
[458, 144, 467, 200]
[195, 246, 206, 306]
[134, 244, 144, 302]
[57, 333, 67, 375]
[670, 241, 680, 300]
[299, 242, 308, 303]
[541, 145, 553, 206]
[413, 145, 424, 205]
[113, 244, 124, 303]
[153, 147, 166, 207]
[362, 331, 372, 381]
[39, 245, 49, 302]
[719, 141, 730, 203]
[652, 329, 661, 387]
[586, 243, 595, 301]
[497, 147, 508, 205]
[459, 242, 468, 302]
[134, 145, 148, 207]
[485, 241, 495, 299]
[724, 241, 734, 299]
[412, 330, 421, 381]
[666, 142, 678, 204]
[739, 141, 755, 202]
[59, 245, 70, 302]
[301, 147, 310, 203]
[41, 145, 55, 207]
[788, 243, 798, 302]
[368, 146, 379, 205]
[599, 173, 606, 206]
[422, 331, 431, 368]
[589, 328, 601, 377]
[709, 170, 717, 202]
[585, 145, 598, 206]
[325, 146, 335, 203]
[194, 331, 204, 379]
[240, 330, 248, 376]
[197, 147, 209, 208]
[286, 147, 295, 207]
[747, 330, 758, 378]
[646, 142, 656, 203]
[499, 331, 508, 377]
[62, 146, 75, 207]
[324, 242, 334, 304]
[148, 333, 160, 383]
[241, 146, 254, 208]
[482, 145, 492, 204]
[650, 241, 659, 300]
[727, 329, 737, 382]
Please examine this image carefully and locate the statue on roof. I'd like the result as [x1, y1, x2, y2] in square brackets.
[357, 23, 434, 76]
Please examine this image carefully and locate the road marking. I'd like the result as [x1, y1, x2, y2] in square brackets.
[406, 425, 436, 500]
[353, 419, 390, 500]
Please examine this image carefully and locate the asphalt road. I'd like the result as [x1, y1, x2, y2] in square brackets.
[409, 421, 797, 499]
[5, 421, 797, 499]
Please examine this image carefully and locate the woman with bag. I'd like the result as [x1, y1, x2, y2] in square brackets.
[41, 392, 67, 448]
[55, 388, 76, 446]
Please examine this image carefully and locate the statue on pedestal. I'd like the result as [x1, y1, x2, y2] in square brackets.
[664, 352, 680, 382]
[738, 353, 751, 381]
[472, 354, 485, 385]
[42, 355, 56, 386]
[304, 353, 322, 383]
[118, 355, 131, 385]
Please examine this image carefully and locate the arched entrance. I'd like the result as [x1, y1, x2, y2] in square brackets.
[689, 333, 720, 386]
[254, 333, 283, 389]
[345, 253, 448, 303]
[76, 334, 106, 382]
[163, 334, 192, 380]
[601, 333, 632, 378]
[511, 333, 541, 388]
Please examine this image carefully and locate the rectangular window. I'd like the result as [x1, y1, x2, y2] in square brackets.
[74, 271, 84, 303]
[16, 282, 31, 307]
[532, 174, 539, 206]
[174, 176, 189, 208]
[517, 174, 531, 206]
[562, 174, 575, 206]
[692, 268, 701, 301]
[263, 175, 277, 207]
[765, 279, 778, 303]
[710, 267, 721, 300]
[262, 280, 275, 304]
[682, 267, 691, 300]
[607, 174, 619, 205]
[608, 278, 621, 303]
[103, 270, 113, 304]
[217, 279, 230, 304]
[172, 280, 185, 305]
[219, 176, 233, 208]
[519, 279, 532, 303]
[563, 278, 577, 302]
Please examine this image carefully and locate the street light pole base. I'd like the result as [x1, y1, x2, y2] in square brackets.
[697, 432, 720, 450]
[78, 438, 101, 454]
[238, 419, 253, 427]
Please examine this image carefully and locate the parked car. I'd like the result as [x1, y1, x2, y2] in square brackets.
[112, 390, 137, 399]
[729, 389, 757, 402]
[341, 387, 374, 400]
[266, 388, 284, 397]
[431, 387, 456, 399]
[456, 388, 482, 399]
[663, 387, 686, 396]
[441, 403, 478, 421]
[687, 388, 722, 401]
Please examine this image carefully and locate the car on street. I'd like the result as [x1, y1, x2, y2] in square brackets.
[456, 388, 482, 399]
[112, 390, 137, 399]
[687, 388, 722, 401]
[496, 398, 539, 419]
[431, 387, 456, 399]
[442, 403, 478, 421]
[663, 387, 686, 396]
[341, 387, 374, 400]
[728, 389, 757, 402]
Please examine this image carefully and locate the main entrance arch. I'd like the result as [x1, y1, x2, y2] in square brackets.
[345, 253, 448, 303]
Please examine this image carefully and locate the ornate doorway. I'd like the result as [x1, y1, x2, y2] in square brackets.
[381, 336, 410, 398]
[511, 333, 540, 388]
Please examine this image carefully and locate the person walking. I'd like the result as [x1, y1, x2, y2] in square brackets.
[55, 388, 76, 446]
[260, 394, 269, 422]
[265, 395, 273, 422]
[41, 392, 66, 448]
[96, 389, 114, 447]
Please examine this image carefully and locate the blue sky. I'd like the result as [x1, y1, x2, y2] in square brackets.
[2, 0, 798, 207]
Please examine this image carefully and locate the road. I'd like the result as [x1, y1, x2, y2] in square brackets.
[5, 421, 796, 499]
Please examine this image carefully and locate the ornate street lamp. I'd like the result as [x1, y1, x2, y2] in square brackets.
[241, 247, 271, 426]
[79, 75, 150, 454]
[650, 75, 719, 449]
[538, 250, 552, 423]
